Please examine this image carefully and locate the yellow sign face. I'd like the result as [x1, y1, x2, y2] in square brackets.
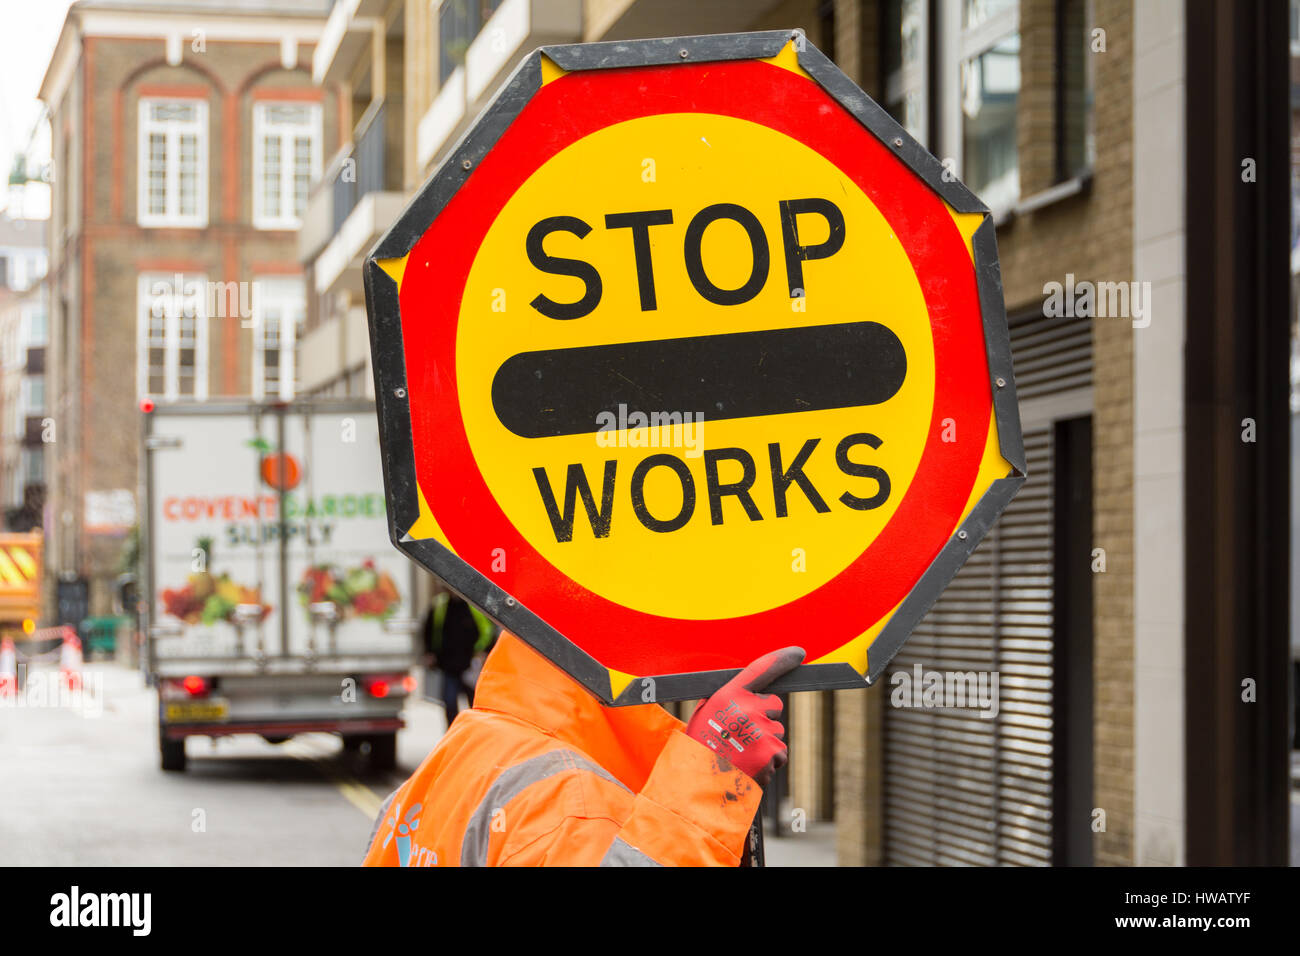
[367, 35, 1022, 698]
[458, 113, 937, 620]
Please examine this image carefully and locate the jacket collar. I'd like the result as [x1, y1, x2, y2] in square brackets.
[472, 632, 682, 791]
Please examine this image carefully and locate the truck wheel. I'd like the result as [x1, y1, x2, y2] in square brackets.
[160, 731, 187, 772]
[367, 733, 397, 772]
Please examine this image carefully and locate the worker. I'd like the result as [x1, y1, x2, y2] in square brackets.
[421, 590, 495, 725]
[363, 629, 803, 866]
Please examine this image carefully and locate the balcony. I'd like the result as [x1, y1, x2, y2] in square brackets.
[303, 100, 406, 298]
[313, 0, 386, 87]
[417, 0, 583, 170]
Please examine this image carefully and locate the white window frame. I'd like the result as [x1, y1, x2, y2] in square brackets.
[252, 102, 322, 230]
[250, 277, 306, 400]
[137, 273, 209, 401]
[137, 98, 209, 228]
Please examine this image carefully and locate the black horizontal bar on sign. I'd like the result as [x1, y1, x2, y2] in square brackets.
[490, 320, 907, 438]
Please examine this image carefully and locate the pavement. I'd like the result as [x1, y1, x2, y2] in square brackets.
[763, 820, 838, 866]
[1, 660, 838, 866]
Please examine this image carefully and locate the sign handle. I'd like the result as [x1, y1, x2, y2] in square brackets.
[743, 810, 765, 867]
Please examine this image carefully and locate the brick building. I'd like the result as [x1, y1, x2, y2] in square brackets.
[302, 0, 1288, 866]
[38, 0, 340, 616]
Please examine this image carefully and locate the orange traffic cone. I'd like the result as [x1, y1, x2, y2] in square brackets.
[59, 628, 83, 692]
[0, 637, 16, 697]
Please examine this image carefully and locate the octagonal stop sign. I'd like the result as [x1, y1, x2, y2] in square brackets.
[364, 30, 1025, 705]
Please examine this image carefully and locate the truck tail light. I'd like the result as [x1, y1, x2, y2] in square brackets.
[164, 676, 210, 698]
[361, 674, 412, 699]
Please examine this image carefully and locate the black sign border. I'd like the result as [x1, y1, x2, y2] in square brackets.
[363, 29, 1026, 704]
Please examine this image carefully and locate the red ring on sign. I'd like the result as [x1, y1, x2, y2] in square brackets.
[400, 60, 992, 675]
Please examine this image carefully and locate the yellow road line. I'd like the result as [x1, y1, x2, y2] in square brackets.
[288, 741, 385, 820]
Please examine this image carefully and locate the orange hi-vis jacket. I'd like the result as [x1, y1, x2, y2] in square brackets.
[362, 632, 763, 866]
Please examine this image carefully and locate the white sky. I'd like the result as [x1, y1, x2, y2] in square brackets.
[0, 0, 75, 170]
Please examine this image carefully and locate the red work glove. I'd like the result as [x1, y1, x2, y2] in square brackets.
[685, 647, 805, 787]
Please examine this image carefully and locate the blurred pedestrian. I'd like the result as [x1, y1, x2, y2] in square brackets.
[421, 590, 494, 726]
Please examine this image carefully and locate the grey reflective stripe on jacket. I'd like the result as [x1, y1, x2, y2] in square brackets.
[459, 748, 659, 866]
[600, 837, 663, 867]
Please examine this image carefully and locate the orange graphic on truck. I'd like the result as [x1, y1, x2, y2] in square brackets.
[249, 437, 301, 491]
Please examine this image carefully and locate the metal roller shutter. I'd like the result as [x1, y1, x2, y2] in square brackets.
[882, 308, 1089, 866]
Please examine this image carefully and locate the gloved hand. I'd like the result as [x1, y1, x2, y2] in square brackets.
[685, 647, 805, 787]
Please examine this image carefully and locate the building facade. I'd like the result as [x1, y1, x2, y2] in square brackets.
[0, 214, 49, 533]
[299, 0, 1289, 866]
[38, 0, 340, 617]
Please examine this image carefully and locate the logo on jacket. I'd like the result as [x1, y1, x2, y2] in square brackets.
[382, 802, 436, 867]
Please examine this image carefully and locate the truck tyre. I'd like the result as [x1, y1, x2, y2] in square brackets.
[160, 729, 187, 772]
[367, 733, 397, 772]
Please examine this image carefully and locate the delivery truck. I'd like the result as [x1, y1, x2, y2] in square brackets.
[141, 400, 419, 772]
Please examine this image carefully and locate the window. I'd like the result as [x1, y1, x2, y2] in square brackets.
[882, 0, 930, 146]
[24, 306, 47, 347]
[959, 0, 1020, 213]
[22, 376, 44, 412]
[253, 103, 322, 229]
[138, 99, 208, 227]
[438, 0, 504, 85]
[24, 448, 43, 486]
[137, 273, 208, 400]
[1058, 0, 1095, 181]
[251, 278, 306, 400]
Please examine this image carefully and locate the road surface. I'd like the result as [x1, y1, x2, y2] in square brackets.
[0, 661, 434, 865]
[0, 659, 832, 866]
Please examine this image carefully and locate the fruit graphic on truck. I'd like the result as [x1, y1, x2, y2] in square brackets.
[159, 537, 271, 625]
[249, 437, 301, 491]
[299, 559, 401, 620]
